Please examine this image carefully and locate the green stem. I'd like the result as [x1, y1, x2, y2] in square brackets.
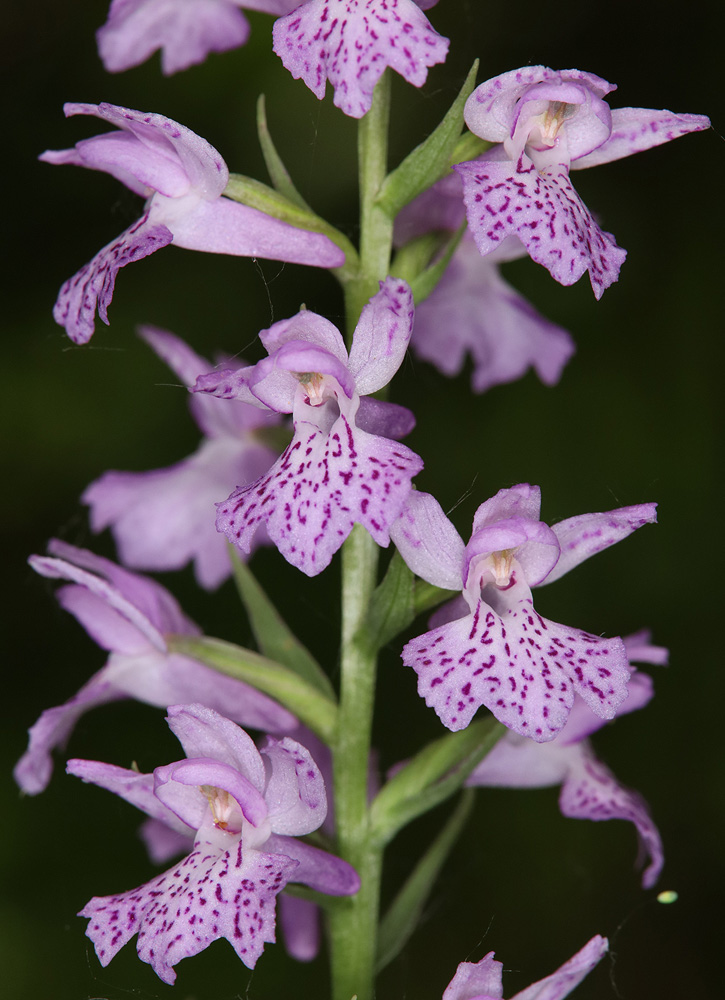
[344, 70, 393, 339]
[329, 525, 380, 1000]
[328, 71, 394, 1000]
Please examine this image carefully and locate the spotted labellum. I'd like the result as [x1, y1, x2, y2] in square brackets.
[455, 66, 710, 296]
[391, 485, 657, 739]
[194, 278, 423, 576]
[273, 0, 449, 118]
[69, 704, 360, 983]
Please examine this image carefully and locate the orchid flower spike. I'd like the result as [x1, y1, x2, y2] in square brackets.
[273, 0, 449, 118]
[456, 66, 710, 297]
[194, 278, 423, 576]
[391, 485, 657, 740]
[15, 541, 295, 794]
[69, 704, 360, 983]
[42, 102, 344, 343]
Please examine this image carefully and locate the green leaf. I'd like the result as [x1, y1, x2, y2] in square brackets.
[370, 718, 502, 843]
[362, 550, 415, 651]
[375, 60, 479, 218]
[230, 548, 335, 700]
[376, 790, 474, 972]
[256, 95, 312, 211]
[390, 233, 444, 287]
[450, 130, 491, 166]
[167, 634, 338, 745]
[408, 221, 466, 305]
[413, 579, 459, 616]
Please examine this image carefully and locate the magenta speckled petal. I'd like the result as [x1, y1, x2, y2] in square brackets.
[573, 107, 711, 169]
[216, 398, 422, 576]
[80, 839, 298, 982]
[52, 215, 173, 343]
[261, 737, 327, 835]
[404, 583, 629, 739]
[272, 0, 449, 118]
[455, 156, 626, 299]
[559, 749, 664, 888]
[347, 278, 414, 395]
[542, 503, 657, 585]
[98, 0, 252, 75]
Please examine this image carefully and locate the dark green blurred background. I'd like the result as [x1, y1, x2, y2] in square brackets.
[3, 2, 723, 997]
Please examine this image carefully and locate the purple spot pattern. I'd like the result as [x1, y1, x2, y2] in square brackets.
[560, 750, 664, 888]
[216, 410, 422, 576]
[53, 215, 173, 344]
[403, 596, 629, 740]
[273, 0, 449, 118]
[455, 156, 627, 299]
[80, 837, 298, 984]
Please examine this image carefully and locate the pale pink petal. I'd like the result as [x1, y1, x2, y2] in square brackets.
[14, 674, 125, 795]
[541, 503, 657, 585]
[279, 894, 320, 961]
[512, 936, 608, 1000]
[573, 108, 711, 169]
[83, 436, 277, 590]
[98, 0, 252, 76]
[347, 278, 414, 395]
[165, 195, 345, 266]
[139, 818, 193, 863]
[261, 736, 327, 835]
[390, 491, 465, 591]
[411, 236, 575, 393]
[61, 102, 228, 198]
[265, 835, 361, 895]
[443, 951, 504, 1000]
[165, 704, 267, 785]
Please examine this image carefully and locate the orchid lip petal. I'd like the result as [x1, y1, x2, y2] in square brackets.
[273, 0, 449, 119]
